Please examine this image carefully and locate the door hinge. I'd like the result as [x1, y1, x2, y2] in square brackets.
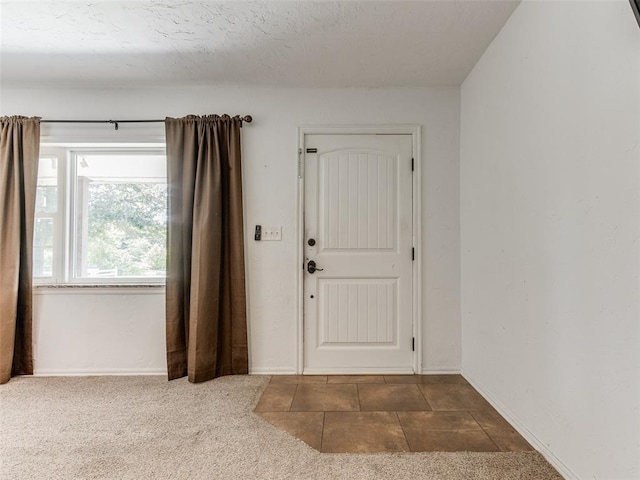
[412, 247, 415, 261]
[298, 148, 303, 178]
[411, 157, 414, 172]
[412, 337, 415, 351]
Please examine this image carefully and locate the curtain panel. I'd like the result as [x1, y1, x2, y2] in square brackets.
[165, 115, 248, 383]
[0, 116, 40, 384]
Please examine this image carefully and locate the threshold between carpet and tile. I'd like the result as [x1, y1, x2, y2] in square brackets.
[0, 374, 562, 480]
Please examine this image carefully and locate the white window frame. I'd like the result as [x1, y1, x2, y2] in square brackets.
[36, 143, 167, 286]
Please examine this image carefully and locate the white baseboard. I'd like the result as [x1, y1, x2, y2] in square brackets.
[422, 369, 462, 375]
[253, 367, 462, 375]
[33, 368, 167, 376]
[35, 366, 295, 376]
[29, 367, 461, 377]
[249, 367, 298, 375]
[302, 366, 414, 375]
[463, 371, 578, 480]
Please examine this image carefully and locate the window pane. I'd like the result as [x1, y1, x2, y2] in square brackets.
[36, 185, 57, 213]
[33, 218, 54, 277]
[74, 153, 167, 279]
[33, 157, 58, 279]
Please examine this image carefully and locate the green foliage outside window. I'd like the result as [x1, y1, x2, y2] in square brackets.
[86, 183, 167, 277]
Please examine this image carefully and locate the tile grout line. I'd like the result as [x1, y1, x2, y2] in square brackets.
[289, 382, 300, 411]
[468, 410, 513, 452]
[320, 411, 326, 452]
[468, 410, 503, 452]
[416, 383, 434, 411]
[394, 410, 413, 452]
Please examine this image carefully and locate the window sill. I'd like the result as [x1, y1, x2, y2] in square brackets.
[34, 283, 165, 290]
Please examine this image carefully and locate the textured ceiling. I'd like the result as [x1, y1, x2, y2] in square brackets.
[0, 1, 520, 87]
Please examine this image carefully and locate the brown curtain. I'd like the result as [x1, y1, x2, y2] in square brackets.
[0, 116, 40, 384]
[165, 115, 248, 383]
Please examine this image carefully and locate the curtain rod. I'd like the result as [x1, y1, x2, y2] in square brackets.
[41, 115, 253, 131]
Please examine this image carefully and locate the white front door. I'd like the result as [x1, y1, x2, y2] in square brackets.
[303, 134, 414, 374]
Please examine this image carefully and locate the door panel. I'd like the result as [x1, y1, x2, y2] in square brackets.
[319, 278, 396, 344]
[321, 151, 396, 250]
[304, 134, 413, 373]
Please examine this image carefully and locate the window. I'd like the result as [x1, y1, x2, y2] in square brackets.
[34, 146, 167, 284]
[33, 156, 58, 280]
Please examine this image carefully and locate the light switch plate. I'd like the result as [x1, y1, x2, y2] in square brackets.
[261, 226, 282, 241]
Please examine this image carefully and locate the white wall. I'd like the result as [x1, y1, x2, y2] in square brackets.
[33, 289, 166, 375]
[1, 86, 461, 375]
[461, 1, 640, 479]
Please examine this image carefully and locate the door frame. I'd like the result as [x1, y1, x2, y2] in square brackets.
[296, 125, 422, 374]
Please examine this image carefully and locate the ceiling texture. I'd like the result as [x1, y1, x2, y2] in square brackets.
[0, 1, 519, 87]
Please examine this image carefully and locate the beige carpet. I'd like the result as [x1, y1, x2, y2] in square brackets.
[0, 375, 562, 480]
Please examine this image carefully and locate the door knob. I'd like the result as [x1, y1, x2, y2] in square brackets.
[307, 260, 324, 274]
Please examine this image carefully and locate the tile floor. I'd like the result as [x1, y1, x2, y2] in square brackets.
[255, 374, 534, 453]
